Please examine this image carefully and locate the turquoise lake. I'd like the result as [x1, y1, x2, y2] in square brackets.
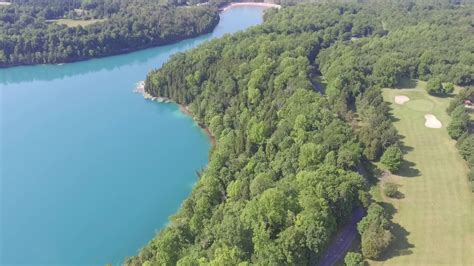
[0, 7, 265, 265]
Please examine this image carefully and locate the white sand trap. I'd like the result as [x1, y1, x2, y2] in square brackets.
[395, 95, 410, 105]
[424, 114, 442, 128]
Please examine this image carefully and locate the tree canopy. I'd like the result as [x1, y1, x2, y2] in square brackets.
[0, 0, 219, 66]
[344, 251, 364, 266]
[123, 1, 472, 264]
[381, 146, 403, 173]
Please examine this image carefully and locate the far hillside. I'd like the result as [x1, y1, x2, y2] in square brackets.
[0, 0, 220, 67]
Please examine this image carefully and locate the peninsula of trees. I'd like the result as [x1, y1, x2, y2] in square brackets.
[126, 2, 472, 265]
[0, 0, 219, 67]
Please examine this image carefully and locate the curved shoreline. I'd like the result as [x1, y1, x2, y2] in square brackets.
[0, 3, 277, 69]
[220, 2, 281, 12]
[0, 9, 220, 69]
[134, 81, 217, 146]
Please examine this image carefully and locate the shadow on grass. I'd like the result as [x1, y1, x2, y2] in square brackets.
[362, 160, 384, 184]
[389, 112, 401, 122]
[379, 202, 397, 220]
[397, 160, 420, 178]
[388, 190, 405, 199]
[398, 138, 414, 153]
[377, 202, 415, 260]
[426, 90, 456, 99]
[382, 222, 415, 260]
[395, 141, 420, 178]
[395, 79, 418, 89]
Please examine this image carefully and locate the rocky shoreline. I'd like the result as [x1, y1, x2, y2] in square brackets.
[134, 81, 217, 146]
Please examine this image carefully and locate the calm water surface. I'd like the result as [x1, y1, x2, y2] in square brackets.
[0, 7, 265, 265]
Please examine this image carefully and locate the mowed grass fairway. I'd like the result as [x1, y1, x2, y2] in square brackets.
[374, 81, 474, 265]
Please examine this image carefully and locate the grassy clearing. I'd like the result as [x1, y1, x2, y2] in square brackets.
[372, 80, 474, 265]
[48, 19, 106, 27]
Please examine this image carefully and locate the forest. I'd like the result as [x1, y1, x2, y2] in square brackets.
[124, 2, 472, 265]
[0, 0, 219, 66]
[447, 88, 474, 190]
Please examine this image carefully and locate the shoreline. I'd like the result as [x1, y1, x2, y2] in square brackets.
[134, 81, 217, 146]
[0, 3, 278, 69]
[0, 14, 219, 69]
[220, 2, 281, 12]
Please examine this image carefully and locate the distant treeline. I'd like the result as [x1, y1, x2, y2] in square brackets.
[122, 2, 473, 265]
[0, 0, 219, 67]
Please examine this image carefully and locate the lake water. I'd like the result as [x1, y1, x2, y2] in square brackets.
[0, 7, 265, 265]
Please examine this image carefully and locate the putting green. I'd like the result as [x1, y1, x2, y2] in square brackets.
[405, 99, 434, 112]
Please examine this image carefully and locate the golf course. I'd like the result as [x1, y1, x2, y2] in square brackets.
[375, 80, 474, 265]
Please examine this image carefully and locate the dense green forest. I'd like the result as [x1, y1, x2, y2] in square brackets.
[317, 2, 473, 188]
[0, 0, 219, 66]
[317, 2, 473, 163]
[124, 2, 472, 265]
[126, 3, 474, 265]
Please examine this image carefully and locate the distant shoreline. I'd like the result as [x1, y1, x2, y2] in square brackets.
[0, 6, 219, 69]
[220, 2, 281, 12]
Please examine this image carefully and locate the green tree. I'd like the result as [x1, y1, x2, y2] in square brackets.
[358, 203, 393, 259]
[299, 143, 323, 169]
[458, 134, 474, 160]
[209, 246, 243, 266]
[250, 173, 273, 197]
[383, 182, 399, 198]
[361, 221, 393, 259]
[447, 105, 469, 139]
[426, 76, 444, 95]
[344, 252, 364, 266]
[443, 82, 454, 94]
[380, 146, 403, 172]
[372, 54, 404, 87]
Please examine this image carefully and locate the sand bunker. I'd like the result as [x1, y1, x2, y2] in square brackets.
[424, 114, 442, 128]
[395, 95, 410, 105]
